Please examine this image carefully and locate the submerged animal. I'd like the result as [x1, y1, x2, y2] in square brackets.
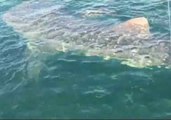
[2, 0, 171, 68]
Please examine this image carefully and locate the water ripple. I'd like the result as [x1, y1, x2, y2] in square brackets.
[0, 0, 171, 119]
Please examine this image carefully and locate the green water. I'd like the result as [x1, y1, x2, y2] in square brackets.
[0, 0, 171, 119]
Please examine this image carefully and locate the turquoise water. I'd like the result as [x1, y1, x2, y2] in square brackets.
[1, 0, 171, 119]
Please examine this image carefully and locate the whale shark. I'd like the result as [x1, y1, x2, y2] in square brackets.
[2, 0, 171, 69]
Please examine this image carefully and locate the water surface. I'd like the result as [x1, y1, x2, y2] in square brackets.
[0, 0, 171, 119]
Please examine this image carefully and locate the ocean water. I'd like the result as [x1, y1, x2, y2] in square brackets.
[0, 0, 171, 119]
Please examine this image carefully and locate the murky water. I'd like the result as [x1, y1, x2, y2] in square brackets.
[1, 0, 171, 119]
